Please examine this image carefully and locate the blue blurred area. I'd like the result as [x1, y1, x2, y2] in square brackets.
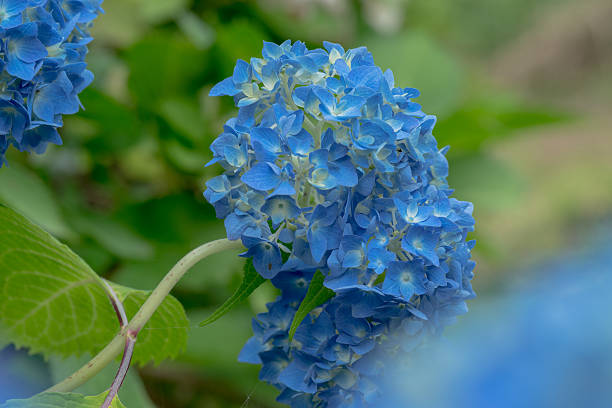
[382, 222, 612, 408]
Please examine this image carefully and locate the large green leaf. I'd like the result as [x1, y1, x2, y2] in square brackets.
[288, 270, 335, 341]
[109, 282, 189, 365]
[0, 162, 73, 239]
[199, 259, 265, 327]
[0, 391, 125, 408]
[0, 205, 187, 365]
[0, 205, 114, 358]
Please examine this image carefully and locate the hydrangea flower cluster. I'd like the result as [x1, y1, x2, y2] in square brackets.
[0, 0, 103, 166]
[205, 40, 476, 407]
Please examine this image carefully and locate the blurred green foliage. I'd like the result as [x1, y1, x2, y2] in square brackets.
[3, 0, 610, 406]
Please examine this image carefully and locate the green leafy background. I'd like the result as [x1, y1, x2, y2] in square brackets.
[2, 0, 612, 406]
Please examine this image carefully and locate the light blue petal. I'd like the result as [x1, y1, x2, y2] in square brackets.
[14, 37, 47, 63]
[308, 227, 327, 263]
[238, 337, 263, 364]
[278, 361, 315, 393]
[262, 41, 283, 60]
[241, 162, 281, 191]
[6, 55, 36, 81]
[232, 59, 250, 84]
[209, 77, 240, 96]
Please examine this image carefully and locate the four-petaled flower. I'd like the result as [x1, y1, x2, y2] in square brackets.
[383, 260, 428, 300]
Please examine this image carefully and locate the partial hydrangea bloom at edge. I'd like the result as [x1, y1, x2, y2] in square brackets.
[0, 0, 103, 166]
[205, 40, 476, 407]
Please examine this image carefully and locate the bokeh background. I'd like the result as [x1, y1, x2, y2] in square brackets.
[1, 0, 611, 406]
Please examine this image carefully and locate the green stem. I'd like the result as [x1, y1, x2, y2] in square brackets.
[45, 238, 244, 394]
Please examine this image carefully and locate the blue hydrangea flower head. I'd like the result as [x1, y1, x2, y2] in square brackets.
[205, 40, 476, 407]
[0, 0, 103, 166]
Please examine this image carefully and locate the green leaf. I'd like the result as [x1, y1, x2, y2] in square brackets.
[199, 259, 266, 327]
[0, 205, 188, 365]
[0, 205, 115, 358]
[0, 391, 125, 408]
[0, 162, 74, 239]
[108, 282, 189, 365]
[373, 271, 386, 286]
[288, 271, 335, 341]
[0, 321, 8, 349]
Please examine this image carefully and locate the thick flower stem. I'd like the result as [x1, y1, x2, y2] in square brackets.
[45, 238, 244, 394]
